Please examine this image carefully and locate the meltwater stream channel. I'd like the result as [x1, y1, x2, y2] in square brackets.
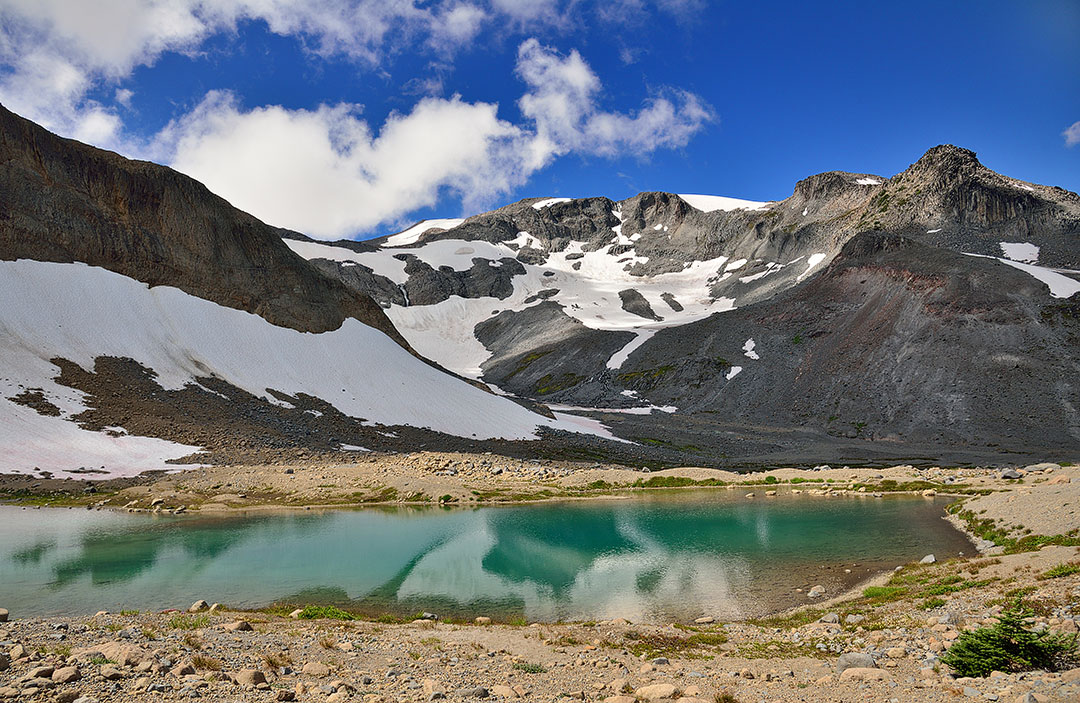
[0, 491, 973, 622]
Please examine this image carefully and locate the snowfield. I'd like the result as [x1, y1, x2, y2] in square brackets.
[0, 260, 621, 477]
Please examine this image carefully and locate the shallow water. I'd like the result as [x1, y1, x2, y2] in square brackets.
[0, 492, 973, 621]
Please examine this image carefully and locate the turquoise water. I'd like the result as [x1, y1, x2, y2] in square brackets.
[0, 492, 972, 621]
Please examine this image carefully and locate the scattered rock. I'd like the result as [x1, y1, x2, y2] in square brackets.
[457, 686, 489, 698]
[1000, 469, 1022, 480]
[302, 662, 331, 677]
[235, 669, 267, 686]
[807, 585, 825, 598]
[634, 683, 678, 700]
[819, 613, 839, 624]
[223, 620, 252, 632]
[693, 616, 714, 624]
[0, 609, 7, 623]
[838, 667, 890, 682]
[836, 652, 875, 674]
[491, 685, 518, 699]
[51, 666, 80, 683]
[474, 617, 491, 625]
[920, 554, 937, 564]
[188, 600, 208, 613]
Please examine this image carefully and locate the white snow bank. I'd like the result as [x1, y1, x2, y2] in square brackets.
[797, 253, 827, 281]
[384, 218, 466, 247]
[999, 242, 1039, 264]
[0, 401, 202, 479]
[532, 197, 573, 210]
[0, 261, 619, 459]
[725, 366, 743, 380]
[855, 177, 882, 186]
[965, 254, 1080, 299]
[742, 338, 759, 360]
[284, 239, 409, 284]
[678, 194, 770, 213]
[606, 330, 657, 370]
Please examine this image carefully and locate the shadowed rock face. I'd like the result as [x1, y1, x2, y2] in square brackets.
[0, 104, 404, 343]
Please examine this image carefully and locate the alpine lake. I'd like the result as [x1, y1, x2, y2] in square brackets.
[0, 490, 973, 623]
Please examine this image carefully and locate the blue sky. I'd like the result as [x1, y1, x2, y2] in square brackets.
[1, 0, 1077, 241]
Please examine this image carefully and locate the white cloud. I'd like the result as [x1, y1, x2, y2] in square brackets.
[516, 39, 713, 167]
[156, 91, 528, 239]
[1064, 121, 1080, 148]
[0, 1, 714, 239]
[149, 40, 712, 239]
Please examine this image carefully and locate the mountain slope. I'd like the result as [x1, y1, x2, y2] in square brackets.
[291, 146, 1080, 460]
[0, 104, 400, 341]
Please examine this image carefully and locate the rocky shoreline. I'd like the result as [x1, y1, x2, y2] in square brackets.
[2, 459, 1078, 702]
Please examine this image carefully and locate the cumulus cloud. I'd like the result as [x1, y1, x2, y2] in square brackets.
[154, 91, 528, 238]
[147, 40, 712, 239]
[516, 39, 713, 167]
[0, 1, 714, 239]
[1065, 121, 1080, 148]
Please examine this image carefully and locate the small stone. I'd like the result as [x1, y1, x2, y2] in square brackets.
[808, 585, 825, 598]
[693, 616, 714, 624]
[739, 668, 754, 680]
[920, 554, 937, 564]
[29, 665, 55, 678]
[276, 692, 296, 702]
[100, 665, 124, 680]
[603, 697, 635, 703]
[302, 662, 331, 677]
[836, 653, 875, 674]
[327, 693, 349, 703]
[223, 620, 252, 632]
[235, 669, 266, 686]
[424, 679, 446, 700]
[9, 644, 24, 661]
[474, 617, 491, 625]
[839, 667, 890, 682]
[491, 685, 518, 699]
[0, 654, 7, 672]
[0, 609, 7, 623]
[651, 657, 669, 666]
[73, 698, 100, 703]
[288, 609, 304, 619]
[188, 600, 208, 613]
[844, 614, 865, 625]
[819, 613, 839, 624]
[885, 647, 907, 659]
[208, 603, 223, 614]
[52, 666, 81, 683]
[963, 686, 981, 698]
[634, 684, 678, 700]
[456, 687, 488, 698]
[171, 662, 196, 677]
[1000, 469, 1022, 480]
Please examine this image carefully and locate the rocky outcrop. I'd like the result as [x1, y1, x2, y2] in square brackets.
[0, 104, 404, 343]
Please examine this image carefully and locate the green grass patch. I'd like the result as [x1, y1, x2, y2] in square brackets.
[167, 614, 210, 630]
[1040, 562, 1080, 579]
[862, 586, 907, 602]
[294, 605, 357, 621]
[512, 662, 547, 674]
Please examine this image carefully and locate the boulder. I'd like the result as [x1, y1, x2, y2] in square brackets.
[474, 617, 491, 625]
[836, 652, 875, 674]
[188, 600, 208, 613]
[235, 669, 267, 686]
[490, 685, 518, 699]
[223, 620, 252, 632]
[819, 613, 839, 624]
[839, 667, 891, 682]
[807, 585, 825, 598]
[920, 554, 937, 564]
[302, 662, 331, 677]
[0, 608, 7, 622]
[456, 687, 489, 698]
[1000, 469, 1022, 480]
[634, 683, 678, 700]
[51, 666, 80, 684]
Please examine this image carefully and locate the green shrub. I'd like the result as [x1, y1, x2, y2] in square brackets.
[941, 598, 1077, 677]
[295, 605, 356, 621]
[1040, 562, 1080, 579]
[512, 662, 547, 673]
[167, 614, 210, 630]
[862, 586, 906, 601]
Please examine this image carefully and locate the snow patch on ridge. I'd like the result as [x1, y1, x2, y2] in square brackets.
[532, 197, 572, 210]
[965, 254, 1080, 299]
[384, 218, 466, 247]
[999, 242, 1039, 264]
[678, 194, 770, 213]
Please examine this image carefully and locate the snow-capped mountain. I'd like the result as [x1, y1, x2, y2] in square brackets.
[289, 146, 1080, 462]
